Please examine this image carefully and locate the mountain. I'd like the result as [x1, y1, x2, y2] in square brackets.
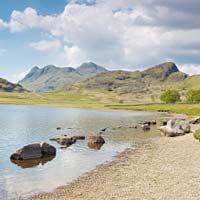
[65, 62, 189, 103]
[71, 62, 188, 91]
[19, 62, 107, 92]
[0, 78, 26, 92]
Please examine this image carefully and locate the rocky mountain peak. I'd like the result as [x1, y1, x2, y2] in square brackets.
[142, 62, 180, 81]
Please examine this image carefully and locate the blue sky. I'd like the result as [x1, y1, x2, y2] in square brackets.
[0, 0, 69, 81]
[0, 0, 200, 82]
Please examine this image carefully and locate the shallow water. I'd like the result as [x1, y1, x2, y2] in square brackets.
[0, 105, 162, 199]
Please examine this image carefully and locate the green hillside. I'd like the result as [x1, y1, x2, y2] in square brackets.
[0, 78, 26, 92]
[64, 62, 190, 104]
[0, 62, 200, 116]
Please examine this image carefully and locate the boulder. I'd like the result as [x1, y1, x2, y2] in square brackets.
[50, 135, 78, 147]
[189, 116, 200, 124]
[88, 143, 104, 150]
[159, 119, 191, 137]
[41, 142, 56, 156]
[10, 143, 56, 160]
[58, 137, 76, 146]
[88, 134, 105, 145]
[71, 136, 85, 140]
[141, 124, 151, 131]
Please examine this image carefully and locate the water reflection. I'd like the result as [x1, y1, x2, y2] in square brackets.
[11, 155, 56, 169]
[88, 143, 104, 150]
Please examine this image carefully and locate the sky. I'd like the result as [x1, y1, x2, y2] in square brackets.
[0, 0, 200, 82]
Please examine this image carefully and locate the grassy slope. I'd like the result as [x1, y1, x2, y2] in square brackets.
[0, 70, 200, 116]
[0, 90, 200, 116]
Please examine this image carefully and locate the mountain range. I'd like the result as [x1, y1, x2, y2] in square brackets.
[19, 62, 107, 92]
[1, 61, 200, 104]
[63, 62, 192, 103]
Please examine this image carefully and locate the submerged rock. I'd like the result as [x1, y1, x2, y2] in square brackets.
[10, 142, 56, 161]
[58, 137, 76, 146]
[159, 119, 191, 137]
[128, 125, 137, 129]
[50, 135, 85, 148]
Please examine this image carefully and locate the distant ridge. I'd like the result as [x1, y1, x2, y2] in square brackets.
[19, 61, 189, 94]
[0, 78, 26, 92]
[19, 62, 107, 92]
[64, 62, 190, 102]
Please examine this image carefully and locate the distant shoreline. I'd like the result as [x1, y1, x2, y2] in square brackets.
[0, 100, 198, 117]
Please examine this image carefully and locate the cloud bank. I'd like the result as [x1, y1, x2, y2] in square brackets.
[1, 0, 200, 73]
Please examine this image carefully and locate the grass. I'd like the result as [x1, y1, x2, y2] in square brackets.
[0, 91, 200, 116]
[106, 103, 200, 116]
[194, 129, 200, 140]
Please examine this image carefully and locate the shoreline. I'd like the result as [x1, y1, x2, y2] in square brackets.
[0, 102, 160, 114]
[26, 133, 200, 200]
[0, 103, 189, 118]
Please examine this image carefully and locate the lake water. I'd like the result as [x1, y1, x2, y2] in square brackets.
[0, 105, 162, 199]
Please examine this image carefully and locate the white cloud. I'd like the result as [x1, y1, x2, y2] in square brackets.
[1, 0, 200, 71]
[63, 45, 87, 66]
[179, 64, 200, 75]
[30, 40, 61, 51]
[9, 70, 30, 83]
[0, 19, 6, 30]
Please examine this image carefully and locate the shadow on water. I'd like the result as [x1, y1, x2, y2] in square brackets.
[10, 155, 56, 169]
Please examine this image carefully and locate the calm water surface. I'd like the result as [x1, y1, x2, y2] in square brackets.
[0, 105, 162, 199]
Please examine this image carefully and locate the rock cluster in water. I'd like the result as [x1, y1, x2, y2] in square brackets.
[10, 118, 168, 165]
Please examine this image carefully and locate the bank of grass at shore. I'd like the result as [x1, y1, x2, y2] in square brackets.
[0, 91, 200, 116]
[106, 103, 200, 116]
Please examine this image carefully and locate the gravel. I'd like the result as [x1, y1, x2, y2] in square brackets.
[27, 133, 200, 200]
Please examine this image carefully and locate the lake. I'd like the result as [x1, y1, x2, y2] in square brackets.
[0, 105, 162, 199]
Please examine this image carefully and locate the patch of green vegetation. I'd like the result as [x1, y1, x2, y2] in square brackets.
[194, 129, 200, 140]
[160, 90, 180, 103]
[0, 90, 200, 116]
[106, 103, 200, 116]
[186, 90, 200, 103]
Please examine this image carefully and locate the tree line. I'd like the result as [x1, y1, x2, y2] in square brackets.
[160, 89, 200, 103]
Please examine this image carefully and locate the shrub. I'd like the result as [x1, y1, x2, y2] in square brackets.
[186, 90, 200, 103]
[160, 90, 181, 103]
[194, 129, 200, 140]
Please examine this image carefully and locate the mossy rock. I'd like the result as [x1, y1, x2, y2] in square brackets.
[194, 129, 200, 140]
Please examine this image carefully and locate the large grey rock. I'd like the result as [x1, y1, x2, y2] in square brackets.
[159, 119, 191, 137]
[10, 142, 56, 160]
